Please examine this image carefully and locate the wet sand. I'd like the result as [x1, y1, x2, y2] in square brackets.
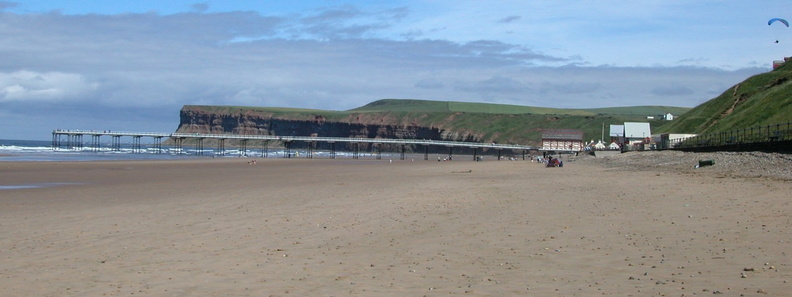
[0, 157, 789, 296]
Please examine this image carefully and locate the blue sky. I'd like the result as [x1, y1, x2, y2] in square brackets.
[1, 0, 789, 140]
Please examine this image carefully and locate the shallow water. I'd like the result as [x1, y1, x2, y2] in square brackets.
[0, 139, 397, 162]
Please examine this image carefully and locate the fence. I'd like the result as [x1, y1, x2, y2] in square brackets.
[666, 121, 792, 153]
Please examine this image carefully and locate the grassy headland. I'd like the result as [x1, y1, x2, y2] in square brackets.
[184, 100, 686, 145]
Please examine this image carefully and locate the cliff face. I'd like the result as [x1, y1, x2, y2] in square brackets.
[175, 107, 480, 144]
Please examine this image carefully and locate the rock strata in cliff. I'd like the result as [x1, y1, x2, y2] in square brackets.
[175, 106, 483, 151]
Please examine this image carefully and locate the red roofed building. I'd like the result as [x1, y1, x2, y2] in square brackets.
[541, 129, 584, 151]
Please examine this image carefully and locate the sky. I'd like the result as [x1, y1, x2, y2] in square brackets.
[1, 0, 790, 140]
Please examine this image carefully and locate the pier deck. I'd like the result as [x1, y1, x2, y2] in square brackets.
[52, 129, 558, 160]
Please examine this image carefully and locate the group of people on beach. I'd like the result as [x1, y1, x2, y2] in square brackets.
[437, 156, 453, 162]
[545, 156, 563, 167]
[533, 155, 563, 167]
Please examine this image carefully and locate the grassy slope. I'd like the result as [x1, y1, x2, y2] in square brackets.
[350, 98, 688, 116]
[184, 105, 343, 116]
[345, 100, 677, 143]
[656, 63, 792, 134]
[184, 101, 680, 145]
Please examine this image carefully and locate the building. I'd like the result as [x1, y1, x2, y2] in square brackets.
[624, 122, 652, 150]
[773, 56, 792, 69]
[609, 124, 624, 143]
[592, 140, 606, 150]
[541, 129, 584, 151]
[623, 122, 651, 145]
[658, 133, 697, 149]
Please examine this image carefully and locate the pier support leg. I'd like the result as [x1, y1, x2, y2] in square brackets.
[59, 134, 68, 150]
[154, 137, 162, 153]
[65, 134, 72, 149]
[218, 138, 225, 156]
[62, 134, 79, 150]
[497, 149, 502, 161]
[473, 148, 478, 161]
[239, 139, 248, 156]
[132, 136, 141, 153]
[174, 137, 184, 154]
[74, 134, 84, 150]
[424, 145, 429, 161]
[330, 142, 336, 159]
[197, 138, 204, 155]
[112, 135, 121, 151]
[400, 145, 405, 160]
[284, 141, 292, 158]
[91, 135, 101, 152]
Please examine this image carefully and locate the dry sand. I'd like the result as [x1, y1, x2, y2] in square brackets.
[0, 154, 790, 296]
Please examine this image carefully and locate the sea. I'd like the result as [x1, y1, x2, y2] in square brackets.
[0, 138, 388, 162]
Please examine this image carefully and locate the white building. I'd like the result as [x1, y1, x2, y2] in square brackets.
[609, 124, 624, 143]
[592, 140, 607, 150]
[623, 122, 651, 145]
[658, 133, 697, 149]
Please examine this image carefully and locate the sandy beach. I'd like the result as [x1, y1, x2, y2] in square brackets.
[1, 153, 790, 296]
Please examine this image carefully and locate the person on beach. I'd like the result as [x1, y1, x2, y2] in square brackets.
[546, 156, 562, 167]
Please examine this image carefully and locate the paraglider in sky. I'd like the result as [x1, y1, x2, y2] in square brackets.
[768, 18, 789, 27]
[769, 18, 789, 43]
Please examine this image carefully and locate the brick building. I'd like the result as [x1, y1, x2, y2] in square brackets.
[541, 129, 584, 151]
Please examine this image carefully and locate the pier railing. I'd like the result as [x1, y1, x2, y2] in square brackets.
[666, 121, 792, 152]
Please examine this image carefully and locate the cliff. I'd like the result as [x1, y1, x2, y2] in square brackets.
[175, 102, 683, 150]
[175, 106, 483, 151]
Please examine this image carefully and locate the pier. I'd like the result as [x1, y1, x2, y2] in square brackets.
[52, 129, 538, 160]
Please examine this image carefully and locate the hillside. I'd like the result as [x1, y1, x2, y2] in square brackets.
[657, 63, 792, 134]
[178, 60, 792, 148]
[351, 99, 690, 116]
[178, 101, 686, 147]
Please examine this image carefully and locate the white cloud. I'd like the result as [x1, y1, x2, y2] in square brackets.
[0, 71, 98, 102]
